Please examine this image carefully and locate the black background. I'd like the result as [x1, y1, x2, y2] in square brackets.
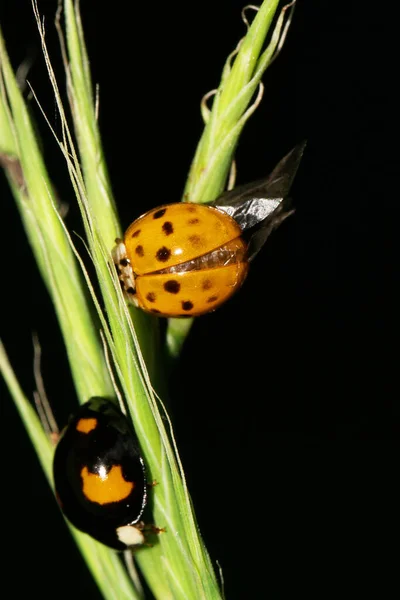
[1, 1, 398, 598]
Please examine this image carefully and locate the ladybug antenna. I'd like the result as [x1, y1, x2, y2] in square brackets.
[32, 332, 59, 441]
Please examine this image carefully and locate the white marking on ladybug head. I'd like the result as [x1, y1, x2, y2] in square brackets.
[116, 525, 145, 547]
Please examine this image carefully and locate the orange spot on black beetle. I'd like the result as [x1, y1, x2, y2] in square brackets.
[164, 280, 180, 294]
[153, 208, 167, 219]
[156, 246, 171, 262]
[146, 292, 156, 302]
[182, 300, 194, 311]
[135, 245, 144, 257]
[162, 221, 174, 235]
[143, 524, 166, 535]
[76, 418, 98, 434]
[81, 465, 134, 505]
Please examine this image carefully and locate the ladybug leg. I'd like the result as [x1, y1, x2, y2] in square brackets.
[134, 520, 166, 535]
[112, 238, 139, 307]
[136, 521, 167, 548]
[142, 524, 166, 535]
[120, 521, 166, 549]
[143, 525, 166, 547]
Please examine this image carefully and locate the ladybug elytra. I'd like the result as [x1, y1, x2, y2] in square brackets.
[53, 397, 147, 550]
[113, 203, 249, 317]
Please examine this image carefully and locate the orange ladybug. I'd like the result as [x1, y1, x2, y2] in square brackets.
[113, 203, 248, 317]
[112, 143, 305, 317]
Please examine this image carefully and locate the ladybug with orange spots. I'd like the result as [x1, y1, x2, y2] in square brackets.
[113, 143, 305, 317]
[53, 397, 148, 550]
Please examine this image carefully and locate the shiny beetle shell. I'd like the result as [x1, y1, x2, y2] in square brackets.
[53, 397, 147, 550]
[116, 203, 249, 317]
[113, 144, 306, 317]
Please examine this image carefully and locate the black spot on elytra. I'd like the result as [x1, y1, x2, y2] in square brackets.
[207, 295, 218, 303]
[150, 308, 161, 314]
[120, 258, 129, 267]
[164, 280, 180, 294]
[162, 221, 174, 235]
[181, 300, 194, 311]
[131, 229, 141, 238]
[153, 208, 167, 219]
[146, 292, 156, 303]
[202, 279, 212, 290]
[135, 245, 144, 257]
[187, 206, 197, 213]
[188, 218, 200, 225]
[188, 234, 202, 247]
[156, 246, 171, 262]
[127, 287, 135, 295]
